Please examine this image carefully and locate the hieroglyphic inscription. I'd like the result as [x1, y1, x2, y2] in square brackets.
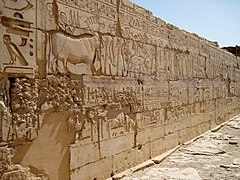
[99, 35, 158, 78]
[138, 80, 168, 129]
[55, 0, 117, 35]
[76, 76, 142, 143]
[119, 0, 168, 45]
[1, 0, 240, 179]
[0, 0, 36, 76]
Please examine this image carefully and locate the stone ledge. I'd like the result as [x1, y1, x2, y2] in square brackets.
[151, 145, 181, 164]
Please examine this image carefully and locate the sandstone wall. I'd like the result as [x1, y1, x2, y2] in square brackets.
[1, 0, 240, 179]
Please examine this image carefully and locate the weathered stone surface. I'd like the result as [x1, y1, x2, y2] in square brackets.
[233, 158, 240, 166]
[1, 0, 240, 179]
[152, 145, 180, 164]
[122, 167, 202, 180]
[117, 116, 240, 180]
[12, 111, 75, 180]
[0, 147, 48, 179]
[70, 157, 112, 180]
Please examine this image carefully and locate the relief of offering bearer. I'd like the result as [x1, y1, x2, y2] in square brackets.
[50, 31, 101, 75]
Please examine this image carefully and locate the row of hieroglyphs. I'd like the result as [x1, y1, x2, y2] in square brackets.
[2, 74, 240, 143]
[1, 0, 240, 149]
[2, 0, 235, 78]
[1, 0, 240, 179]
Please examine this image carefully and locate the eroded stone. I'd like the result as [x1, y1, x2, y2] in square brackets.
[1, 0, 240, 179]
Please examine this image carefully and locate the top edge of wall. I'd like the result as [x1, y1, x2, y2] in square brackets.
[125, 0, 219, 48]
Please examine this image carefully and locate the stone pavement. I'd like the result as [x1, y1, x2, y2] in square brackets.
[112, 115, 240, 180]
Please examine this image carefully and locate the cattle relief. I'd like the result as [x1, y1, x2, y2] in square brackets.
[49, 32, 101, 75]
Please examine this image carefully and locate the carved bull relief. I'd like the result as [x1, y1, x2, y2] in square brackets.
[0, 0, 120, 78]
[0, 0, 172, 78]
[49, 32, 101, 75]
[1, 0, 240, 179]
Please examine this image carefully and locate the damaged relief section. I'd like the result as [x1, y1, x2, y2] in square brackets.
[1, 0, 240, 179]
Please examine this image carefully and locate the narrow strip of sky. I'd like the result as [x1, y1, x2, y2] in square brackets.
[130, 0, 240, 47]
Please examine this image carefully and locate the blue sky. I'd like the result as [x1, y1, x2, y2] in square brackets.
[130, 0, 240, 47]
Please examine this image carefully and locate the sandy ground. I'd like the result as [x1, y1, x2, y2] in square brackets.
[116, 115, 240, 180]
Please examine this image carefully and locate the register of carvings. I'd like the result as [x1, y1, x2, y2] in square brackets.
[0, 0, 240, 179]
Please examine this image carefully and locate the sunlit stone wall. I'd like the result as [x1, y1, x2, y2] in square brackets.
[1, 0, 240, 179]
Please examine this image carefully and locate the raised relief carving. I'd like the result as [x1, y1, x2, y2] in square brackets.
[99, 36, 157, 78]
[3, 35, 28, 66]
[1, 1, 240, 180]
[100, 36, 126, 76]
[0, 1, 36, 76]
[1, 15, 33, 37]
[3, 0, 33, 11]
[50, 32, 101, 75]
[136, 79, 168, 130]
[30, 75, 141, 143]
[156, 47, 168, 80]
[66, 76, 142, 143]
[133, 43, 155, 77]
[55, 0, 117, 35]
[120, 0, 168, 45]
[170, 82, 179, 107]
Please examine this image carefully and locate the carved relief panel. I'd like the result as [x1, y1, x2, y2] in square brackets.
[100, 36, 126, 77]
[119, 0, 168, 45]
[155, 47, 168, 81]
[138, 80, 168, 129]
[0, 0, 120, 78]
[34, 0, 119, 77]
[169, 81, 179, 107]
[98, 35, 157, 78]
[189, 80, 203, 104]
[192, 54, 206, 79]
[72, 76, 143, 144]
[0, 0, 36, 77]
[54, 0, 117, 35]
[0, 0, 171, 78]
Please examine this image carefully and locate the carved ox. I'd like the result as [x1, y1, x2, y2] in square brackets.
[51, 32, 101, 74]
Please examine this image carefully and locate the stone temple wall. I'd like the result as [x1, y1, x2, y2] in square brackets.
[1, 0, 240, 179]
